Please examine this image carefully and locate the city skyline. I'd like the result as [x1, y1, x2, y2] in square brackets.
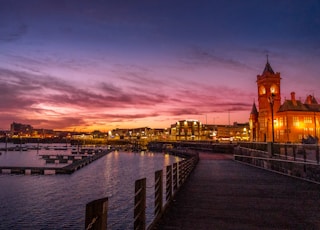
[1, 0, 320, 131]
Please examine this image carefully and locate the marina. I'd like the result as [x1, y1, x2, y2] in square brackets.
[0, 143, 112, 175]
[0, 143, 182, 229]
[0, 151, 110, 175]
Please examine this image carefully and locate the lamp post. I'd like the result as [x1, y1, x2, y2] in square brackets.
[268, 93, 275, 155]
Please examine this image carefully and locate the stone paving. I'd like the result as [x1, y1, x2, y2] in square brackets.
[152, 153, 320, 230]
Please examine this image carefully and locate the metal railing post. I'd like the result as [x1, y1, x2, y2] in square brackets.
[85, 197, 108, 230]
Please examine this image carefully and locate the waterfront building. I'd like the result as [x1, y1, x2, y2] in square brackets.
[109, 127, 154, 140]
[170, 120, 202, 141]
[170, 120, 249, 141]
[215, 123, 249, 142]
[10, 122, 33, 137]
[249, 60, 320, 143]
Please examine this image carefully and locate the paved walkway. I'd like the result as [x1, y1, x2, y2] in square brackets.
[152, 153, 320, 230]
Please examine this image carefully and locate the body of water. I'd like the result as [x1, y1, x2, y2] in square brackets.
[0, 143, 181, 229]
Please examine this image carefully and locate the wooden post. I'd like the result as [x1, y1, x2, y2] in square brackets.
[154, 170, 163, 218]
[178, 160, 183, 186]
[85, 197, 108, 230]
[173, 162, 178, 194]
[134, 178, 146, 230]
[166, 165, 172, 203]
[185, 159, 191, 177]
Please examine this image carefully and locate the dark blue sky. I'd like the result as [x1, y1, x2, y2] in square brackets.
[0, 0, 320, 131]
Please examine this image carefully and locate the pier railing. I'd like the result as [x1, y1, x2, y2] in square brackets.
[234, 142, 320, 183]
[84, 151, 199, 230]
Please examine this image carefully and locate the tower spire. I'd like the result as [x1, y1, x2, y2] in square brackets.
[263, 54, 274, 74]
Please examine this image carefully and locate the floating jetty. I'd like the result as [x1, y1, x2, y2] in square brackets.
[0, 149, 112, 175]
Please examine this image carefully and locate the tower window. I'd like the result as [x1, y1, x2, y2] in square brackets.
[259, 86, 266, 95]
[270, 85, 278, 94]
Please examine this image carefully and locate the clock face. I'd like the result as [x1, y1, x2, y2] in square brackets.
[259, 86, 266, 95]
[270, 85, 278, 94]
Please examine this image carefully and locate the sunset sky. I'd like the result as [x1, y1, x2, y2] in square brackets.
[1, 0, 320, 131]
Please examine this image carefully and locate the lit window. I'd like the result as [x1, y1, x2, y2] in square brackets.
[279, 117, 283, 127]
[304, 117, 312, 124]
[270, 84, 278, 94]
[259, 86, 266, 95]
[293, 117, 299, 127]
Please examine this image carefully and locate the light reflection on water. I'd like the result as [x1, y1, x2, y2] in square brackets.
[0, 144, 181, 229]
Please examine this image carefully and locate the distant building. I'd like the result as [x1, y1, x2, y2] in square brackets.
[170, 120, 202, 141]
[32, 129, 55, 138]
[215, 123, 249, 142]
[249, 59, 320, 143]
[170, 120, 249, 141]
[109, 127, 154, 140]
[10, 122, 33, 137]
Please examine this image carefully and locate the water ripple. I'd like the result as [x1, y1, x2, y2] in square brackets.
[0, 149, 180, 229]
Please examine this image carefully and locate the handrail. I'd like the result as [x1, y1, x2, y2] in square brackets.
[235, 145, 320, 184]
[84, 151, 199, 230]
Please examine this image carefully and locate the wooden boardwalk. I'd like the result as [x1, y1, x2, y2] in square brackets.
[152, 153, 320, 230]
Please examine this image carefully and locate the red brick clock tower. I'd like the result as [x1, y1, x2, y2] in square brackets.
[256, 58, 281, 142]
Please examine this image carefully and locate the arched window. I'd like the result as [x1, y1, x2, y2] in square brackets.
[259, 85, 266, 95]
[270, 84, 278, 94]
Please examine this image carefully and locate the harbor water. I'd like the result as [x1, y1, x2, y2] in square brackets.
[0, 143, 181, 229]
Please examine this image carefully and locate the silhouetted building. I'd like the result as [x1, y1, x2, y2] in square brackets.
[10, 122, 33, 137]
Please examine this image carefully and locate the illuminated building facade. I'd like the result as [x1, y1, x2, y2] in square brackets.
[170, 120, 249, 141]
[170, 120, 202, 140]
[216, 123, 249, 142]
[250, 60, 320, 143]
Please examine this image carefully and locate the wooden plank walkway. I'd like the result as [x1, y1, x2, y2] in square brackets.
[152, 153, 320, 230]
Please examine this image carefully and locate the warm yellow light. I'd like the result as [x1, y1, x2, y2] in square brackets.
[296, 122, 305, 129]
[274, 119, 278, 127]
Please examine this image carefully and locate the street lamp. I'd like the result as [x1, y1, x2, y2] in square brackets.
[268, 93, 275, 143]
[268, 93, 275, 156]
